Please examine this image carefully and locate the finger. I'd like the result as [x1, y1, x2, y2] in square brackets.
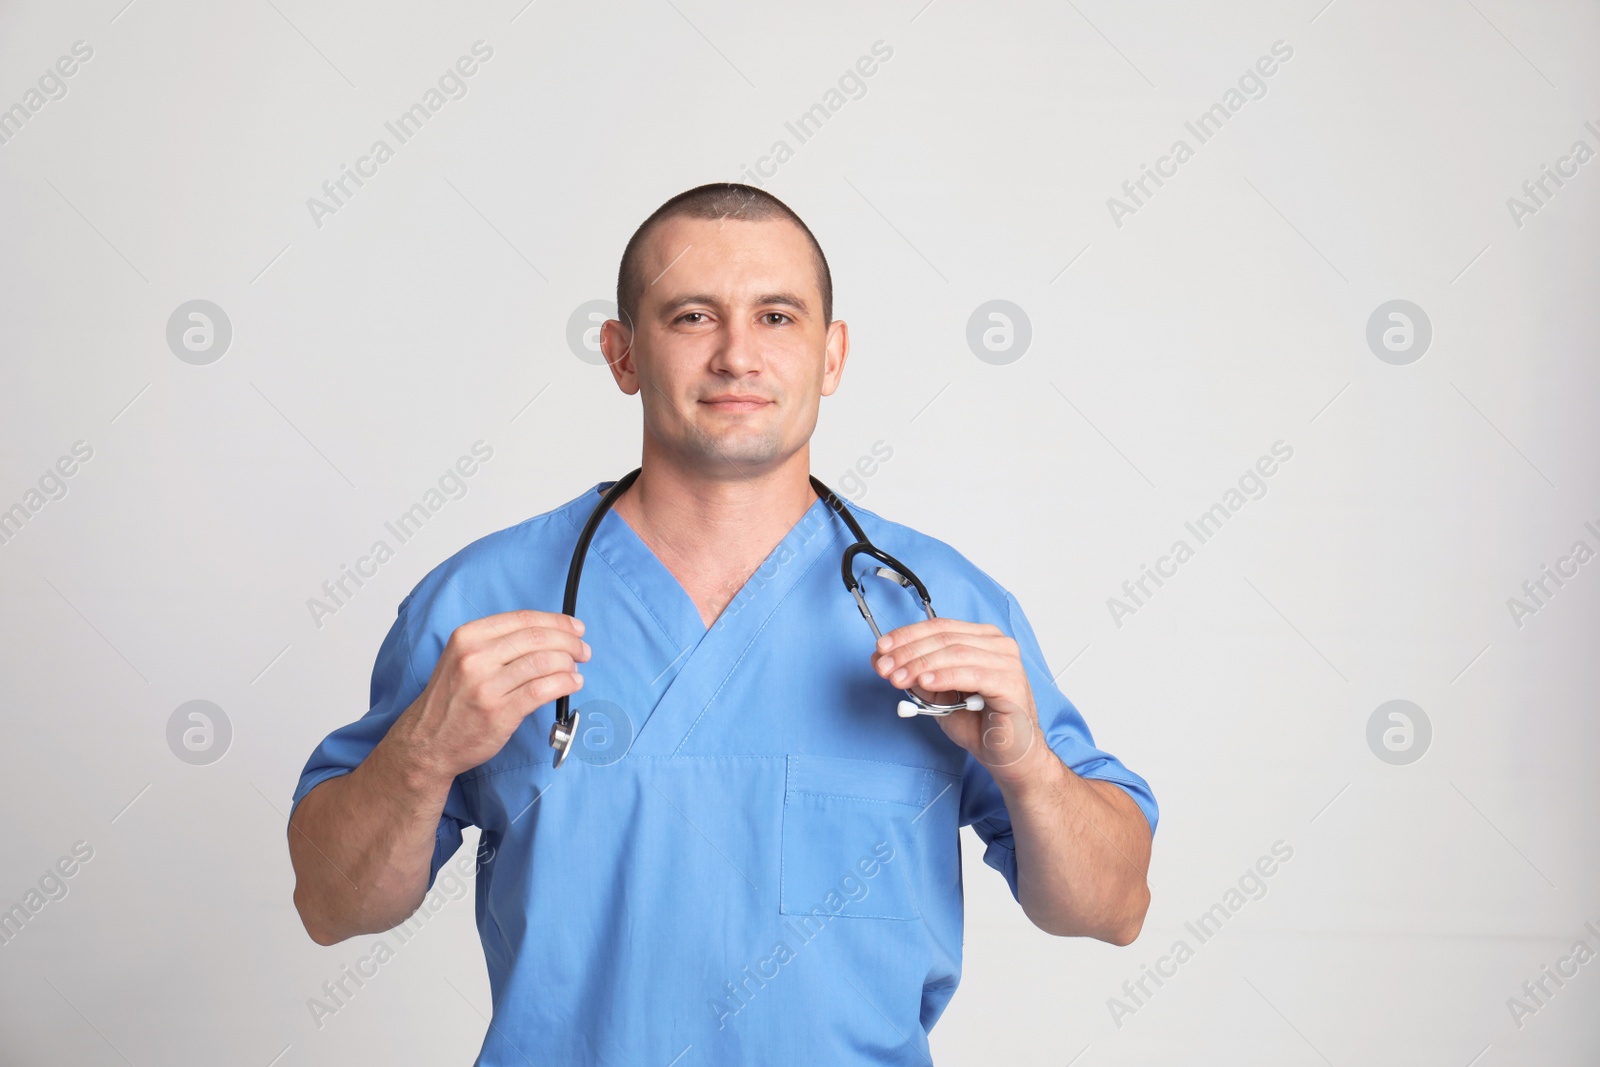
[456, 609, 585, 646]
[876, 617, 1003, 650]
[877, 643, 1008, 686]
[503, 667, 585, 717]
[883, 646, 1004, 687]
[876, 630, 1016, 670]
[894, 661, 1010, 700]
[493, 647, 581, 698]
[474, 623, 590, 670]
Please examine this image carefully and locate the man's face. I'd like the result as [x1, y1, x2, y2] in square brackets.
[601, 215, 848, 478]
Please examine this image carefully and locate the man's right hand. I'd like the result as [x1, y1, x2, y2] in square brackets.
[291, 608, 590, 944]
[392, 609, 591, 782]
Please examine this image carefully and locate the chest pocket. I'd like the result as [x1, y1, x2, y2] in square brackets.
[780, 754, 949, 922]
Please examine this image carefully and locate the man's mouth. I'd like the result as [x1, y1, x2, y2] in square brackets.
[701, 395, 772, 411]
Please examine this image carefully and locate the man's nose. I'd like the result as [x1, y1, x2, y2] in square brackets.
[711, 315, 762, 374]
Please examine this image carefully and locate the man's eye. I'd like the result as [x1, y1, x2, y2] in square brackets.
[679, 312, 706, 324]
[762, 313, 791, 325]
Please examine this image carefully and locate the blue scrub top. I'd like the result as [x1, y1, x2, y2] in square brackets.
[292, 480, 1158, 1066]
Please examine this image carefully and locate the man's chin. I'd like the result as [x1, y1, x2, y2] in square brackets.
[683, 434, 785, 471]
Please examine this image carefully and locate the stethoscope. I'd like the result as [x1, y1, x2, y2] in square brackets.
[548, 468, 985, 767]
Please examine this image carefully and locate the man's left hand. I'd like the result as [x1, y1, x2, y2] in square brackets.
[870, 618, 1043, 782]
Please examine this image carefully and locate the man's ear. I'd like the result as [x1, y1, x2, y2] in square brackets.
[601, 317, 639, 395]
[821, 318, 849, 397]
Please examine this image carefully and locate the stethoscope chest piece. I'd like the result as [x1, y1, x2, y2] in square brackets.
[549, 709, 579, 768]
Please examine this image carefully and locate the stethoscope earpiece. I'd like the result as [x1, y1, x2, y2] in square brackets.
[897, 692, 985, 719]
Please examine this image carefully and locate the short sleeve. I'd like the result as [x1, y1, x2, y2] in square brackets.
[289, 591, 475, 890]
[960, 589, 1158, 903]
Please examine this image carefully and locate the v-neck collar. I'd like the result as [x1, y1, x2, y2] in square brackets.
[573, 483, 707, 652]
[561, 478, 847, 754]
[567, 480, 836, 637]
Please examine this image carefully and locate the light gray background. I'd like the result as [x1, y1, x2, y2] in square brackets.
[2, 0, 1597, 1064]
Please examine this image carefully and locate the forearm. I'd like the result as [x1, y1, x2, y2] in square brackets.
[289, 710, 454, 945]
[998, 736, 1152, 943]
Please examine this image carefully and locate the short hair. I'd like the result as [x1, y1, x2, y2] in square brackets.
[615, 183, 832, 331]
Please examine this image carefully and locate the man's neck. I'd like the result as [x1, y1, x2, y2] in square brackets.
[610, 453, 818, 628]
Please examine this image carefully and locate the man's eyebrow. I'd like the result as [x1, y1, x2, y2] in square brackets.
[657, 293, 719, 316]
[656, 292, 811, 316]
[754, 292, 810, 313]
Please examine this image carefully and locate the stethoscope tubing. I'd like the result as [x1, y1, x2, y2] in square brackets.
[550, 469, 978, 764]
[549, 469, 640, 765]
[810, 477, 976, 716]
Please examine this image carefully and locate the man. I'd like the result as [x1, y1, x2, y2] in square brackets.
[289, 182, 1156, 1065]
